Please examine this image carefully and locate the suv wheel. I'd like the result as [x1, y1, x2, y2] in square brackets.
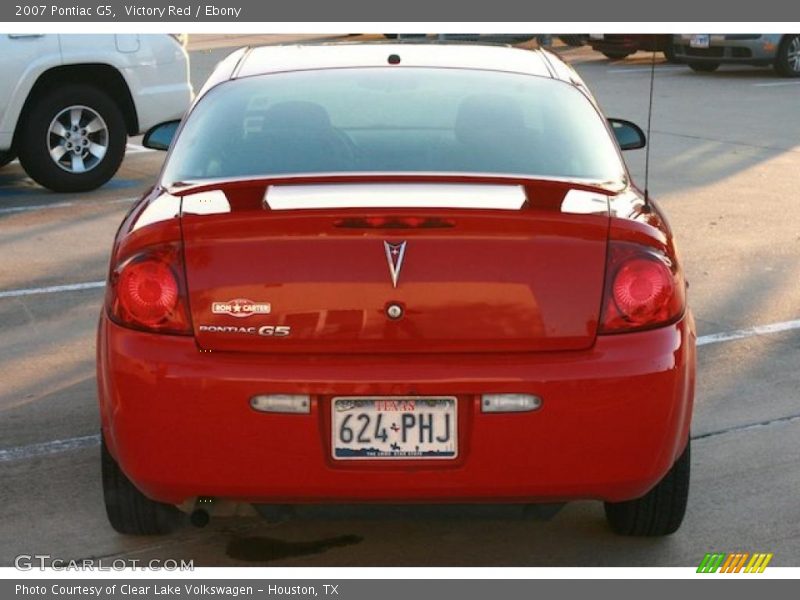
[101, 434, 183, 535]
[688, 61, 720, 72]
[604, 441, 690, 536]
[17, 84, 127, 192]
[775, 34, 800, 77]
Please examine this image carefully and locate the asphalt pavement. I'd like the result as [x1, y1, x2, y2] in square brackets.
[1, 38, 799, 567]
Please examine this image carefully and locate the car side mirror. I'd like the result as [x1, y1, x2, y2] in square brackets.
[608, 118, 646, 151]
[142, 120, 181, 151]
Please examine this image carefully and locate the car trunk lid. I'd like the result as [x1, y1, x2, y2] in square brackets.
[177, 177, 612, 354]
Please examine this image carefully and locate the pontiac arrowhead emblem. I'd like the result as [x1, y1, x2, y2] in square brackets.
[383, 241, 407, 288]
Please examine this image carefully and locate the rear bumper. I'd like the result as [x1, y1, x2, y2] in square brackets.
[97, 314, 696, 505]
[673, 35, 781, 64]
[590, 38, 641, 54]
[588, 35, 669, 54]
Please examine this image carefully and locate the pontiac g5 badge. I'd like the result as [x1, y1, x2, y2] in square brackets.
[384, 241, 407, 288]
[211, 299, 271, 318]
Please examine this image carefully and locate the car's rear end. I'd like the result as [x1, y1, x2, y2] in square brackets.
[673, 34, 783, 68]
[587, 34, 678, 62]
[587, 34, 671, 58]
[98, 185, 694, 514]
[97, 46, 695, 535]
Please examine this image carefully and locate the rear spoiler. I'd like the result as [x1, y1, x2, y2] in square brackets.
[169, 173, 624, 215]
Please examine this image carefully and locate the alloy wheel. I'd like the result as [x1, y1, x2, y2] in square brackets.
[47, 105, 109, 173]
[788, 36, 800, 73]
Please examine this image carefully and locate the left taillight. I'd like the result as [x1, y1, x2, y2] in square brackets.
[106, 243, 192, 335]
[599, 241, 686, 334]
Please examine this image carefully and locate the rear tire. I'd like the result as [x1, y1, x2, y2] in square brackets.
[17, 84, 127, 193]
[663, 45, 680, 63]
[775, 34, 800, 77]
[101, 434, 183, 535]
[604, 441, 690, 536]
[559, 35, 587, 47]
[688, 61, 720, 72]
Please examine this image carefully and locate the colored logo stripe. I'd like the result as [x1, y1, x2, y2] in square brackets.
[697, 552, 773, 573]
[697, 553, 726, 573]
[745, 553, 773, 573]
[720, 553, 749, 573]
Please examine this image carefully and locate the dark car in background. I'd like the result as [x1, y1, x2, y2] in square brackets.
[588, 34, 677, 62]
[673, 34, 800, 76]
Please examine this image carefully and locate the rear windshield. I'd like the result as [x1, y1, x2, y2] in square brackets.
[161, 67, 626, 186]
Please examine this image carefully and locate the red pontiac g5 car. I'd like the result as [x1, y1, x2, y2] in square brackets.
[97, 43, 695, 537]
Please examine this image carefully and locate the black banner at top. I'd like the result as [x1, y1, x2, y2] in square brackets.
[1, 0, 798, 22]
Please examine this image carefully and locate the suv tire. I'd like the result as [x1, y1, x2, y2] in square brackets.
[17, 84, 127, 193]
[688, 61, 720, 72]
[775, 34, 800, 77]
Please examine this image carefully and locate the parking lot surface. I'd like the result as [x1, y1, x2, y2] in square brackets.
[1, 38, 799, 567]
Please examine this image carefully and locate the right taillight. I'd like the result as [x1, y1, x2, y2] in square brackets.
[106, 243, 192, 335]
[599, 241, 685, 333]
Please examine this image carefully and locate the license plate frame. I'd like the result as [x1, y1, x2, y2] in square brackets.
[690, 34, 710, 49]
[331, 396, 458, 461]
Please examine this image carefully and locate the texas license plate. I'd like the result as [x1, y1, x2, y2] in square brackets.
[331, 397, 457, 460]
[690, 34, 710, 49]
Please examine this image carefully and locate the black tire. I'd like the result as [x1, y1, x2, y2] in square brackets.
[0, 150, 15, 168]
[775, 34, 800, 78]
[604, 441, 690, 536]
[559, 35, 587, 47]
[384, 34, 426, 39]
[101, 434, 183, 535]
[663, 45, 680, 64]
[602, 51, 633, 60]
[17, 84, 127, 193]
[688, 61, 720, 72]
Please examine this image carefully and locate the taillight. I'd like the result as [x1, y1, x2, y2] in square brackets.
[107, 244, 192, 335]
[599, 242, 685, 333]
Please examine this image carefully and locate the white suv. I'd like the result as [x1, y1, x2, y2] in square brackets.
[0, 34, 192, 192]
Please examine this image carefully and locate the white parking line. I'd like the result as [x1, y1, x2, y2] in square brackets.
[696, 319, 800, 346]
[0, 434, 100, 463]
[753, 81, 800, 87]
[125, 143, 154, 154]
[0, 196, 137, 216]
[0, 280, 105, 299]
[0, 201, 74, 215]
[0, 313, 797, 462]
[2, 276, 800, 346]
